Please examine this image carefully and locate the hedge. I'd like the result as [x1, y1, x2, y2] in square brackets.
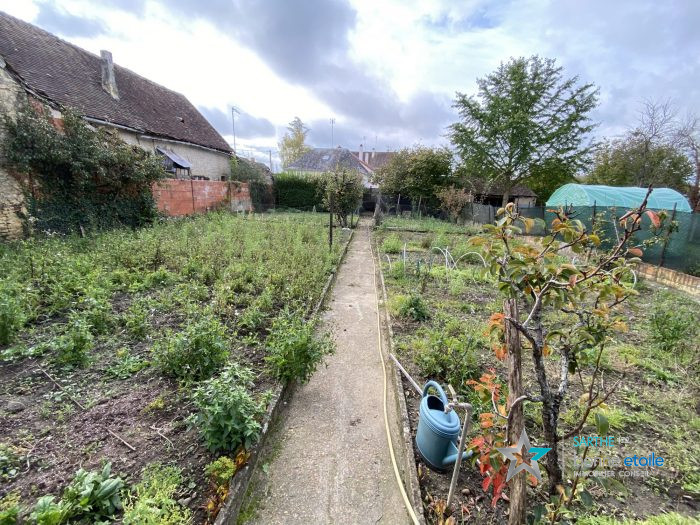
[274, 172, 324, 210]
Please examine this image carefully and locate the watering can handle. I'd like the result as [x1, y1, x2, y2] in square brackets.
[422, 381, 448, 405]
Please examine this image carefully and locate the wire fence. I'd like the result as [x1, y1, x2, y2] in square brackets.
[375, 195, 700, 276]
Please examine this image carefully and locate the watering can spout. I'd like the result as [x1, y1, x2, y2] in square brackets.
[441, 441, 472, 466]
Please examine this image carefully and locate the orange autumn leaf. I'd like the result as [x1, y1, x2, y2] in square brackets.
[645, 210, 661, 228]
[627, 247, 643, 257]
[542, 344, 551, 357]
[493, 343, 507, 360]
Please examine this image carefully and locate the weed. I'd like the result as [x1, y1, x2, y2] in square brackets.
[190, 363, 269, 452]
[390, 294, 430, 321]
[52, 318, 94, 367]
[106, 347, 150, 379]
[0, 443, 22, 481]
[152, 314, 229, 382]
[122, 300, 150, 340]
[382, 234, 403, 254]
[122, 463, 192, 525]
[0, 293, 25, 346]
[29, 462, 123, 524]
[144, 395, 166, 413]
[265, 310, 334, 384]
[648, 305, 696, 355]
[0, 492, 22, 525]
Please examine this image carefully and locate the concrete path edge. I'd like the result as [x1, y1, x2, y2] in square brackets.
[214, 228, 355, 525]
[373, 235, 426, 524]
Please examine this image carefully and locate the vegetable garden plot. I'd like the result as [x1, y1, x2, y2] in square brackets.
[0, 211, 344, 523]
[375, 225, 699, 525]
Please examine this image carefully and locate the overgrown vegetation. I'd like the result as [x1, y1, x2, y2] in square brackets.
[0, 212, 345, 521]
[3, 108, 164, 234]
[122, 464, 192, 524]
[274, 172, 324, 210]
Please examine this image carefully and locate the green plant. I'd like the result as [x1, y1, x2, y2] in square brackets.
[30, 462, 123, 524]
[648, 305, 696, 354]
[4, 108, 163, 234]
[319, 166, 364, 227]
[152, 314, 229, 382]
[122, 463, 192, 525]
[122, 300, 150, 339]
[106, 347, 149, 379]
[413, 328, 480, 394]
[205, 456, 238, 488]
[0, 492, 22, 525]
[265, 310, 334, 384]
[382, 234, 402, 254]
[391, 293, 429, 321]
[190, 363, 269, 452]
[273, 172, 324, 210]
[52, 318, 94, 367]
[0, 293, 25, 346]
[0, 443, 22, 481]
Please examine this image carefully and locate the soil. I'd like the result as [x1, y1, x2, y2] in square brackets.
[0, 309, 273, 523]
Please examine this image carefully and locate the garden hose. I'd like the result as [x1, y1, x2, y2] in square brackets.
[369, 226, 421, 525]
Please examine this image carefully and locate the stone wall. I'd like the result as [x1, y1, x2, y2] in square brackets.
[118, 131, 231, 181]
[152, 179, 251, 216]
[0, 61, 28, 240]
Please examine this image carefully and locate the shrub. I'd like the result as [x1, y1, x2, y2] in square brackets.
[649, 307, 696, 354]
[106, 347, 150, 379]
[152, 315, 229, 382]
[265, 310, 334, 384]
[390, 294, 429, 321]
[53, 318, 94, 366]
[274, 172, 324, 210]
[205, 457, 237, 488]
[382, 234, 402, 254]
[122, 300, 150, 340]
[122, 464, 192, 525]
[413, 329, 480, 394]
[190, 363, 268, 452]
[437, 185, 472, 223]
[319, 167, 364, 227]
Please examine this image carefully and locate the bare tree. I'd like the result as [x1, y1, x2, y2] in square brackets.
[675, 113, 700, 212]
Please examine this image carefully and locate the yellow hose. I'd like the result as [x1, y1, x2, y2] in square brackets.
[369, 227, 420, 525]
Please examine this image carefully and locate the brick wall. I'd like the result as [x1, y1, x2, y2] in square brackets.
[152, 179, 252, 216]
[637, 263, 700, 296]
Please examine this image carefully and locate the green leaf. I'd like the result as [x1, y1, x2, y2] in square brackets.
[580, 489, 593, 507]
[594, 412, 609, 436]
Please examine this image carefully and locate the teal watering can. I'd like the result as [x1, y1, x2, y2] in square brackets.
[416, 381, 470, 471]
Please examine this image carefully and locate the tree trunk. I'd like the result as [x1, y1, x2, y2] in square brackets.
[501, 189, 511, 207]
[542, 399, 563, 495]
[504, 299, 526, 525]
[373, 192, 383, 226]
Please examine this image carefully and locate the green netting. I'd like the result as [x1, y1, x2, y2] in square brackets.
[546, 184, 692, 212]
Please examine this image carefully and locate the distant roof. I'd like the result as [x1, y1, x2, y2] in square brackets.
[287, 147, 373, 175]
[546, 184, 692, 212]
[351, 150, 395, 170]
[0, 11, 232, 153]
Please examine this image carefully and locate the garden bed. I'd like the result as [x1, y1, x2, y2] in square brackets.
[374, 224, 699, 524]
[0, 212, 348, 524]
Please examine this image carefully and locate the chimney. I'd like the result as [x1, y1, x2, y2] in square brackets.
[359, 143, 364, 161]
[100, 50, 119, 100]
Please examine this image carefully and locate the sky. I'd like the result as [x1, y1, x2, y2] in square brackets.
[1, 0, 699, 170]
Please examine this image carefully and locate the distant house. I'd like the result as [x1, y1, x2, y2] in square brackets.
[464, 180, 537, 208]
[287, 147, 376, 188]
[0, 11, 232, 238]
[351, 147, 395, 172]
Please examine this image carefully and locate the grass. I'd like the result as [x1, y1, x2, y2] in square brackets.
[0, 211, 347, 521]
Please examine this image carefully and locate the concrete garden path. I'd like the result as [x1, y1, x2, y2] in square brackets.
[245, 222, 409, 524]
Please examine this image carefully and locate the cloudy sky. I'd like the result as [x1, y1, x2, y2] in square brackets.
[1, 0, 699, 169]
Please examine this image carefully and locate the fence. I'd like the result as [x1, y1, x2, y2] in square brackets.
[376, 195, 700, 276]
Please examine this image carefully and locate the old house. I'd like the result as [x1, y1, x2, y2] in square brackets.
[351, 146, 395, 172]
[0, 11, 233, 239]
[286, 147, 375, 187]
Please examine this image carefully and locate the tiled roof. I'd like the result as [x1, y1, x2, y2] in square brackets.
[351, 150, 395, 170]
[287, 148, 373, 175]
[0, 11, 231, 153]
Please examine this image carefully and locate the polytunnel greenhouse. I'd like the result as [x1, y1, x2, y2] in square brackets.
[546, 184, 692, 212]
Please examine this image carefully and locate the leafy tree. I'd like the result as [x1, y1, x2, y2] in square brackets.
[320, 165, 364, 228]
[450, 56, 598, 206]
[279, 117, 311, 168]
[527, 158, 578, 204]
[436, 185, 472, 222]
[230, 156, 270, 183]
[373, 145, 453, 209]
[587, 137, 692, 192]
[471, 195, 666, 523]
